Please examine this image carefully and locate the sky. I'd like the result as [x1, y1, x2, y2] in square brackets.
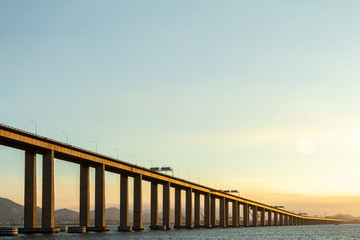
[1, 0, 360, 217]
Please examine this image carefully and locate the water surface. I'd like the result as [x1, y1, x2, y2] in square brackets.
[2, 224, 360, 240]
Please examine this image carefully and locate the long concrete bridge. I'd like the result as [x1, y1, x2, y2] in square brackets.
[0, 124, 341, 233]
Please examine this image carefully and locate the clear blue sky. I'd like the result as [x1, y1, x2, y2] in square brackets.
[1, 0, 360, 216]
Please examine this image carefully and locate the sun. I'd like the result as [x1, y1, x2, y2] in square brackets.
[296, 138, 315, 154]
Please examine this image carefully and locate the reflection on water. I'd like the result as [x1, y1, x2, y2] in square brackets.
[2, 224, 360, 240]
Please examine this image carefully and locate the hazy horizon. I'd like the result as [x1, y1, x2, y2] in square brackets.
[1, 1, 360, 217]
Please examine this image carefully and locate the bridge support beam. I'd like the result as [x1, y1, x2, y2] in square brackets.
[273, 212, 278, 226]
[279, 213, 284, 226]
[252, 206, 258, 227]
[267, 210, 272, 226]
[261, 208, 265, 226]
[80, 164, 90, 227]
[174, 188, 182, 228]
[150, 182, 158, 229]
[94, 164, 108, 231]
[243, 203, 249, 227]
[204, 193, 211, 228]
[194, 192, 200, 228]
[118, 175, 131, 231]
[220, 197, 226, 228]
[163, 182, 171, 230]
[24, 150, 37, 229]
[232, 201, 239, 227]
[284, 215, 289, 226]
[224, 199, 229, 227]
[42, 150, 55, 229]
[211, 195, 216, 227]
[186, 188, 193, 228]
[133, 174, 144, 230]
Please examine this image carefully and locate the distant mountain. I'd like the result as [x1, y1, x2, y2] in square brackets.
[332, 214, 360, 224]
[0, 197, 23, 223]
[55, 208, 78, 223]
[2, 197, 358, 225]
[0, 197, 152, 225]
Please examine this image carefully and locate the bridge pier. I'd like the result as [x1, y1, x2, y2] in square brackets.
[194, 192, 200, 228]
[252, 206, 258, 227]
[204, 193, 211, 228]
[163, 182, 171, 230]
[260, 208, 265, 226]
[220, 197, 226, 227]
[118, 174, 132, 231]
[211, 195, 216, 227]
[224, 199, 229, 227]
[86, 163, 110, 232]
[24, 150, 37, 230]
[80, 164, 90, 227]
[133, 174, 144, 230]
[267, 210, 272, 226]
[174, 187, 182, 228]
[273, 212, 278, 226]
[20, 150, 60, 234]
[150, 182, 158, 229]
[232, 201, 239, 227]
[243, 203, 249, 227]
[284, 215, 289, 226]
[186, 188, 193, 228]
[279, 213, 284, 226]
[42, 150, 55, 230]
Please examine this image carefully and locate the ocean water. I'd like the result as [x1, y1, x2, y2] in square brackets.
[3, 224, 360, 240]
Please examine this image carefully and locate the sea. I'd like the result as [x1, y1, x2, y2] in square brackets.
[2, 224, 360, 240]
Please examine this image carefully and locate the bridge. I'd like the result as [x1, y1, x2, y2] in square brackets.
[0, 124, 342, 233]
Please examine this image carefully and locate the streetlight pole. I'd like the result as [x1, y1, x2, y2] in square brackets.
[92, 141, 97, 153]
[114, 148, 119, 159]
[61, 130, 68, 144]
[130, 154, 137, 165]
[30, 120, 37, 134]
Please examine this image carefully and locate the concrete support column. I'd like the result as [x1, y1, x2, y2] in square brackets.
[279, 213, 284, 226]
[211, 196, 216, 227]
[24, 150, 37, 229]
[133, 174, 144, 230]
[224, 199, 229, 227]
[194, 192, 200, 228]
[42, 150, 55, 229]
[267, 210, 272, 226]
[232, 201, 239, 227]
[163, 182, 171, 229]
[95, 164, 105, 228]
[185, 188, 193, 228]
[204, 193, 211, 228]
[261, 208, 265, 226]
[174, 188, 181, 228]
[220, 197, 225, 228]
[150, 182, 158, 229]
[119, 174, 131, 231]
[273, 212, 278, 226]
[252, 206, 258, 227]
[243, 203, 249, 227]
[284, 215, 289, 226]
[80, 164, 90, 227]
